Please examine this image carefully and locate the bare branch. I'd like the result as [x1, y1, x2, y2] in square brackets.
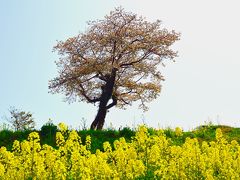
[79, 84, 101, 103]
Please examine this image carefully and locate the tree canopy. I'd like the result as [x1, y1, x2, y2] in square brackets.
[49, 7, 180, 129]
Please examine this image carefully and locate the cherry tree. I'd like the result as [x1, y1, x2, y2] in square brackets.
[49, 7, 180, 130]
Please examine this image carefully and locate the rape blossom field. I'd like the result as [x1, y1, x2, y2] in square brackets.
[0, 124, 240, 179]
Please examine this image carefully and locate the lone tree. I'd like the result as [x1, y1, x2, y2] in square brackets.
[49, 7, 180, 130]
[7, 107, 35, 131]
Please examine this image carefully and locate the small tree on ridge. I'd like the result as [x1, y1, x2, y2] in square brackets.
[49, 7, 180, 130]
[7, 107, 35, 131]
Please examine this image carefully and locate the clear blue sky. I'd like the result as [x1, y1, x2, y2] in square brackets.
[1, 0, 240, 130]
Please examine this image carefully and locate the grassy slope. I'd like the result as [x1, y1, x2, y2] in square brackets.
[0, 124, 240, 153]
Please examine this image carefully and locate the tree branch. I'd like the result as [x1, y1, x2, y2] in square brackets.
[117, 38, 141, 61]
[119, 97, 130, 105]
[120, 50, 151, 67]
[112, 40, 117, 65]
[106, 94, 117, 109]
[80, 74, 98, 84]
[79, 84, 101, 103]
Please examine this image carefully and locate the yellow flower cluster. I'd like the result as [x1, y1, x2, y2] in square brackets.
[175, 127, 183, 137]
[0, 124, 240, 179]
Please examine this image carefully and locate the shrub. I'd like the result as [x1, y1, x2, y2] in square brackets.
[40, 121, 57, 147]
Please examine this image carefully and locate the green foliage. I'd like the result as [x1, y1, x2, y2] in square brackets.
[119, 127, 135, 139]
[40, 121, 57, 147]
[193, 124, 235, 143]
[76, 126, 136, 153]
[227, 128, 240, 143]
[0, 129, 31, 150]
[164, 128, 175, 138]
[0, 129, 13, 150]
[0, 123, 240, 152]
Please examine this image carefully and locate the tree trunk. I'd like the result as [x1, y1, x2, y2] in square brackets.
[90, 91, 110, 130]
[90, 105, 107, 130]
[90, 68, 118, 130]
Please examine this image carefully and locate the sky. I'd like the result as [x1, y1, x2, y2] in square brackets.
[1, 0, 240, 130]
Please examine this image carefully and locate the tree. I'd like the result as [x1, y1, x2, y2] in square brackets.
[49, 7, 180, 130]
[7, 107, 35, 131]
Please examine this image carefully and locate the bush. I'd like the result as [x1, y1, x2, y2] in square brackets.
[119, 127, 135, 139]
[40, 121, 57, 147]
[0, 129, 13, 150]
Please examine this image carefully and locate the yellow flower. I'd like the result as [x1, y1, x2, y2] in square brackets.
[175, 127, 183, 137]
[103, 141, 112, 152]
[12, 140, 21, 153]
[216, 128, 223, 140]
[86, 135, 91, 150]
[56, 132, 65, 147]
[58, 122, 68, 132]
[0, 163, 5, 177]
[0, 124, 240, 179]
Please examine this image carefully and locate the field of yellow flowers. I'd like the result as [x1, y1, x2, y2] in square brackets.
[0, 123, 240, 179]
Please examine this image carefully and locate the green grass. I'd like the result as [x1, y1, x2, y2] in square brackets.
[79, 127, 135, 152]
[0, 124, 240, 152]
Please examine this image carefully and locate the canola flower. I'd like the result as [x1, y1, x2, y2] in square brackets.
[175, 127, 183, 137]
[0, 124, 240, 179]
